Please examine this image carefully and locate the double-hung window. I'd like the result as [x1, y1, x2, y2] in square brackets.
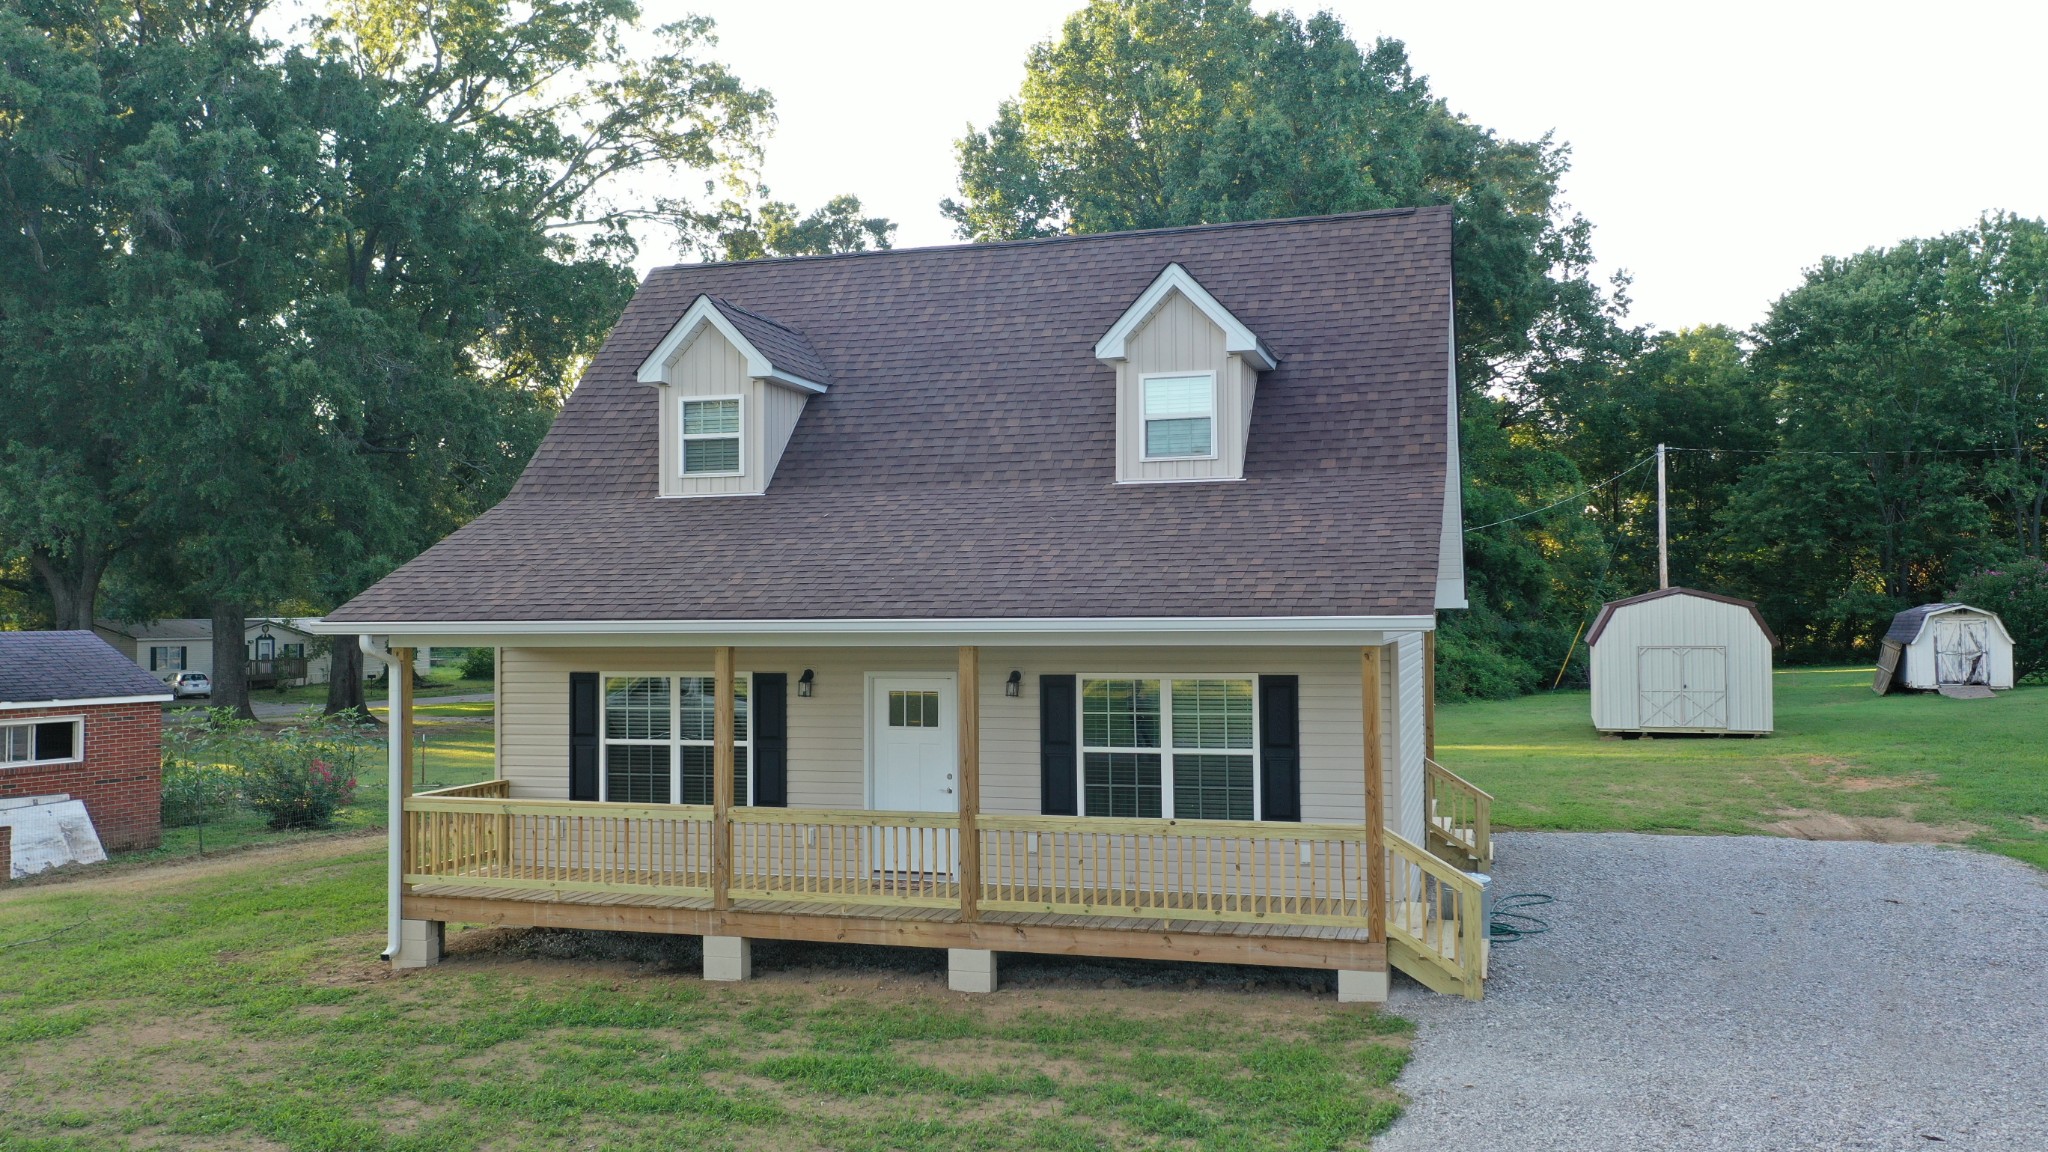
[681, 397, 742, 475]
[601, 674, 750, 804]
[1, 718, 80, 767]
[149, 645, 185, 672]
[1140, 373, 1216, 459]
[1080, 677, 1257, 820]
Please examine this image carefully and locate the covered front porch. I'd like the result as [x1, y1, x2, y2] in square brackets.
[379, 641, 1493, 1000]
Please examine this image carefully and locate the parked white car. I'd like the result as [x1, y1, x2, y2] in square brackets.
[169, 671, 212, 699]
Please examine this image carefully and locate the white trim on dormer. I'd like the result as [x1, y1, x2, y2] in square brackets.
[1093, 264, 1277, 371]
[636, 296, 828, 394]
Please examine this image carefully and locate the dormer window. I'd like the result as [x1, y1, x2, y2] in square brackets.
[1096, 264, 1274, 484]
[681, 397, 742, 475]
[1141, 373, 1217, 460]
[637, 295, 828, 498]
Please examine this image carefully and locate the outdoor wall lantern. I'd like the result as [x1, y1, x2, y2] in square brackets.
[797, 668, 815, 698]
[1005, 670, 1023, 697]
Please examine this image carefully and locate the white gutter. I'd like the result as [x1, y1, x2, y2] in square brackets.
[359, 635, 403, 963]
[307, 614, 1438, 646]
[0, 693, 173, 711]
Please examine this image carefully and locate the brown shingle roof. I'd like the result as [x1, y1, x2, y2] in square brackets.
[708, 298, 832, 386]
[329, 208, 1456, 624]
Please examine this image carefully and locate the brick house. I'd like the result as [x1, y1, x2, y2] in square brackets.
[1, 631, 174, 855]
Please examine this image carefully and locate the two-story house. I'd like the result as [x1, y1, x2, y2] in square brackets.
[316, 206, 1493, 1001]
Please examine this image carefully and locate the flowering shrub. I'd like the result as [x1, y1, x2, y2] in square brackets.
[1950, 559, 2048, 683]
[241, 723, 367, 829]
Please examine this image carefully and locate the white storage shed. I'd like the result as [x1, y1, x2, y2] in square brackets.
[1587, 587, 1779, 735]
[1874, 603, 2014, 693]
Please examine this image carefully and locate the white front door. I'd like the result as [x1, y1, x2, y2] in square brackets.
[1933, 618, 1990, 685]
[870, 676, 958, 813]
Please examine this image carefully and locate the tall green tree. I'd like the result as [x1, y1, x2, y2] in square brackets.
[946, 0, 1635, 695]
[1722, 216, 2047, 655]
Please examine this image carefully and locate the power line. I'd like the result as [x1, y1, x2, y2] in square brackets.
[1464, 454, 1656, 533]
[1664, 446, 2020, 457]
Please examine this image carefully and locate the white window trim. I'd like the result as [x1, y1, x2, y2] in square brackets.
[1074, 675, 1261, 821]
[679, 394, 745, 478]
[1136, 371, 1220, 463]
[0, 714, 85, 769]
[598, 671, 753, 805]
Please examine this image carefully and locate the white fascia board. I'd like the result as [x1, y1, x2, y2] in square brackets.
[0, 693, 174, 711]
[1093, 264, 1278, 371]
[635, 295, 827, 393]
[307, 615, 1435, 649]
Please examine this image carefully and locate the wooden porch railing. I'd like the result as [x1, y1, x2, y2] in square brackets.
[399, 784, 1489, 999]
[1424, 757, 1492, 872]
[1385, 829, 1487, 1000]
[403, 792, 714, 899]
[976, 814, 1381, 929]
[729, 807, 961, 909]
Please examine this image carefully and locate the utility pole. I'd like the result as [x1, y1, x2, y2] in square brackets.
[1657, 442, 1669, 590]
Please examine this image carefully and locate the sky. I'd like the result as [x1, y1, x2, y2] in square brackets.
[666, 0, 2048, 333]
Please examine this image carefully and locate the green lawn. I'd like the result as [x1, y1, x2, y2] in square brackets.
[125, 711, 499, 866]
[1437, 667, 2048, 868]
[0, 839, 1410, 1151]
[249, 667, 495, 709]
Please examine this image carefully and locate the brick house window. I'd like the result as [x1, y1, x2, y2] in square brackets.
[0, 717, 82, 766]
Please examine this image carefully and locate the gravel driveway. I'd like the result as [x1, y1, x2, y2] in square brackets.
[1379, 833, 2048, 1151]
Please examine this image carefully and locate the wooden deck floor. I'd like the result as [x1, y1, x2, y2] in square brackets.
[404, 878, 1391, 971]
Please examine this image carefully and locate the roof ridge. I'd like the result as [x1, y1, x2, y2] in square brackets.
[655, 207, 1431, 275]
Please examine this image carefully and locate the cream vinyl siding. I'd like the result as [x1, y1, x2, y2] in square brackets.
[655, 327, 808, 497]
[1588, 594, 1775, 734]
[496, 642, 1423, 833]
[1116, 291, 1255, 483]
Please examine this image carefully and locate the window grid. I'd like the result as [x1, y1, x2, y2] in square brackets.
[887, 689, 941, 728]
[1140, 373, 1216, 460]
[1079, 677, 1258, 821]
[601, 674, 750, 805]
[681, 397, 742, 475]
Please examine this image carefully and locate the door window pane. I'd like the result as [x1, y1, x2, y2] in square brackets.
[888, 690, 940, 728]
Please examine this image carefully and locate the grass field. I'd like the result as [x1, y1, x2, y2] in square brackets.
[124, 703, 498, 866]
[1437, 667, 2048, 869]
[0, 839, 1410, 1151]
[232, 667, 496, 710]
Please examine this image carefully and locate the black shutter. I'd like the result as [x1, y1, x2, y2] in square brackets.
[1259, 675, 1301, 822]
[178, 645, 187, 670]
[752, 672, 788, 807]
[1039, 674, 1078, 815]
[569, 672, 600, 801]
[148, 647, 157, 671]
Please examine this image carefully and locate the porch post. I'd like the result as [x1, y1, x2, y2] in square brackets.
[712, 645, 735, 912]
[957, 645, 981, 924]
[391, 646, 440, 968]
[1422, 629, 1437, 761]
[1362, 645, 1386, 942]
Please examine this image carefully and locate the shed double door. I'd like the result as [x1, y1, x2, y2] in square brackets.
[1932, 618, 1991, 685]
[1636, 646, 1728, 730]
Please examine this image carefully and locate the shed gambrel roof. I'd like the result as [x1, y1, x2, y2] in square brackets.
[327, 208, 1457, 625]
[1587, 587, 1782, 649]
[1883, 603, 2012, 646]
[0, 631, 174, 707]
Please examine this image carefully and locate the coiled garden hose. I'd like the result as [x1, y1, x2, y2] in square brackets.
[1488, 892, 1554, 942]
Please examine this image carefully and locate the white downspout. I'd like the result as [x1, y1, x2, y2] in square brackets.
[360, 635, 403, 961]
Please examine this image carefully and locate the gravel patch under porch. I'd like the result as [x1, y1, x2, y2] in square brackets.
[1379, 832, 2048, 1152]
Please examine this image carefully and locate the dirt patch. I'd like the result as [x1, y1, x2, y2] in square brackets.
[0, 830, 380, 899]
[1761, 809, 1978, 844]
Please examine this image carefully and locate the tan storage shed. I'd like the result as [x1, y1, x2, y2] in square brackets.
[1587, 588, 1779, 735]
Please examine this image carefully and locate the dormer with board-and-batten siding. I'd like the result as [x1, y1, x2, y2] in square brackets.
[635, 295, 830, 498]
[1094, 264, 1276, 485]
